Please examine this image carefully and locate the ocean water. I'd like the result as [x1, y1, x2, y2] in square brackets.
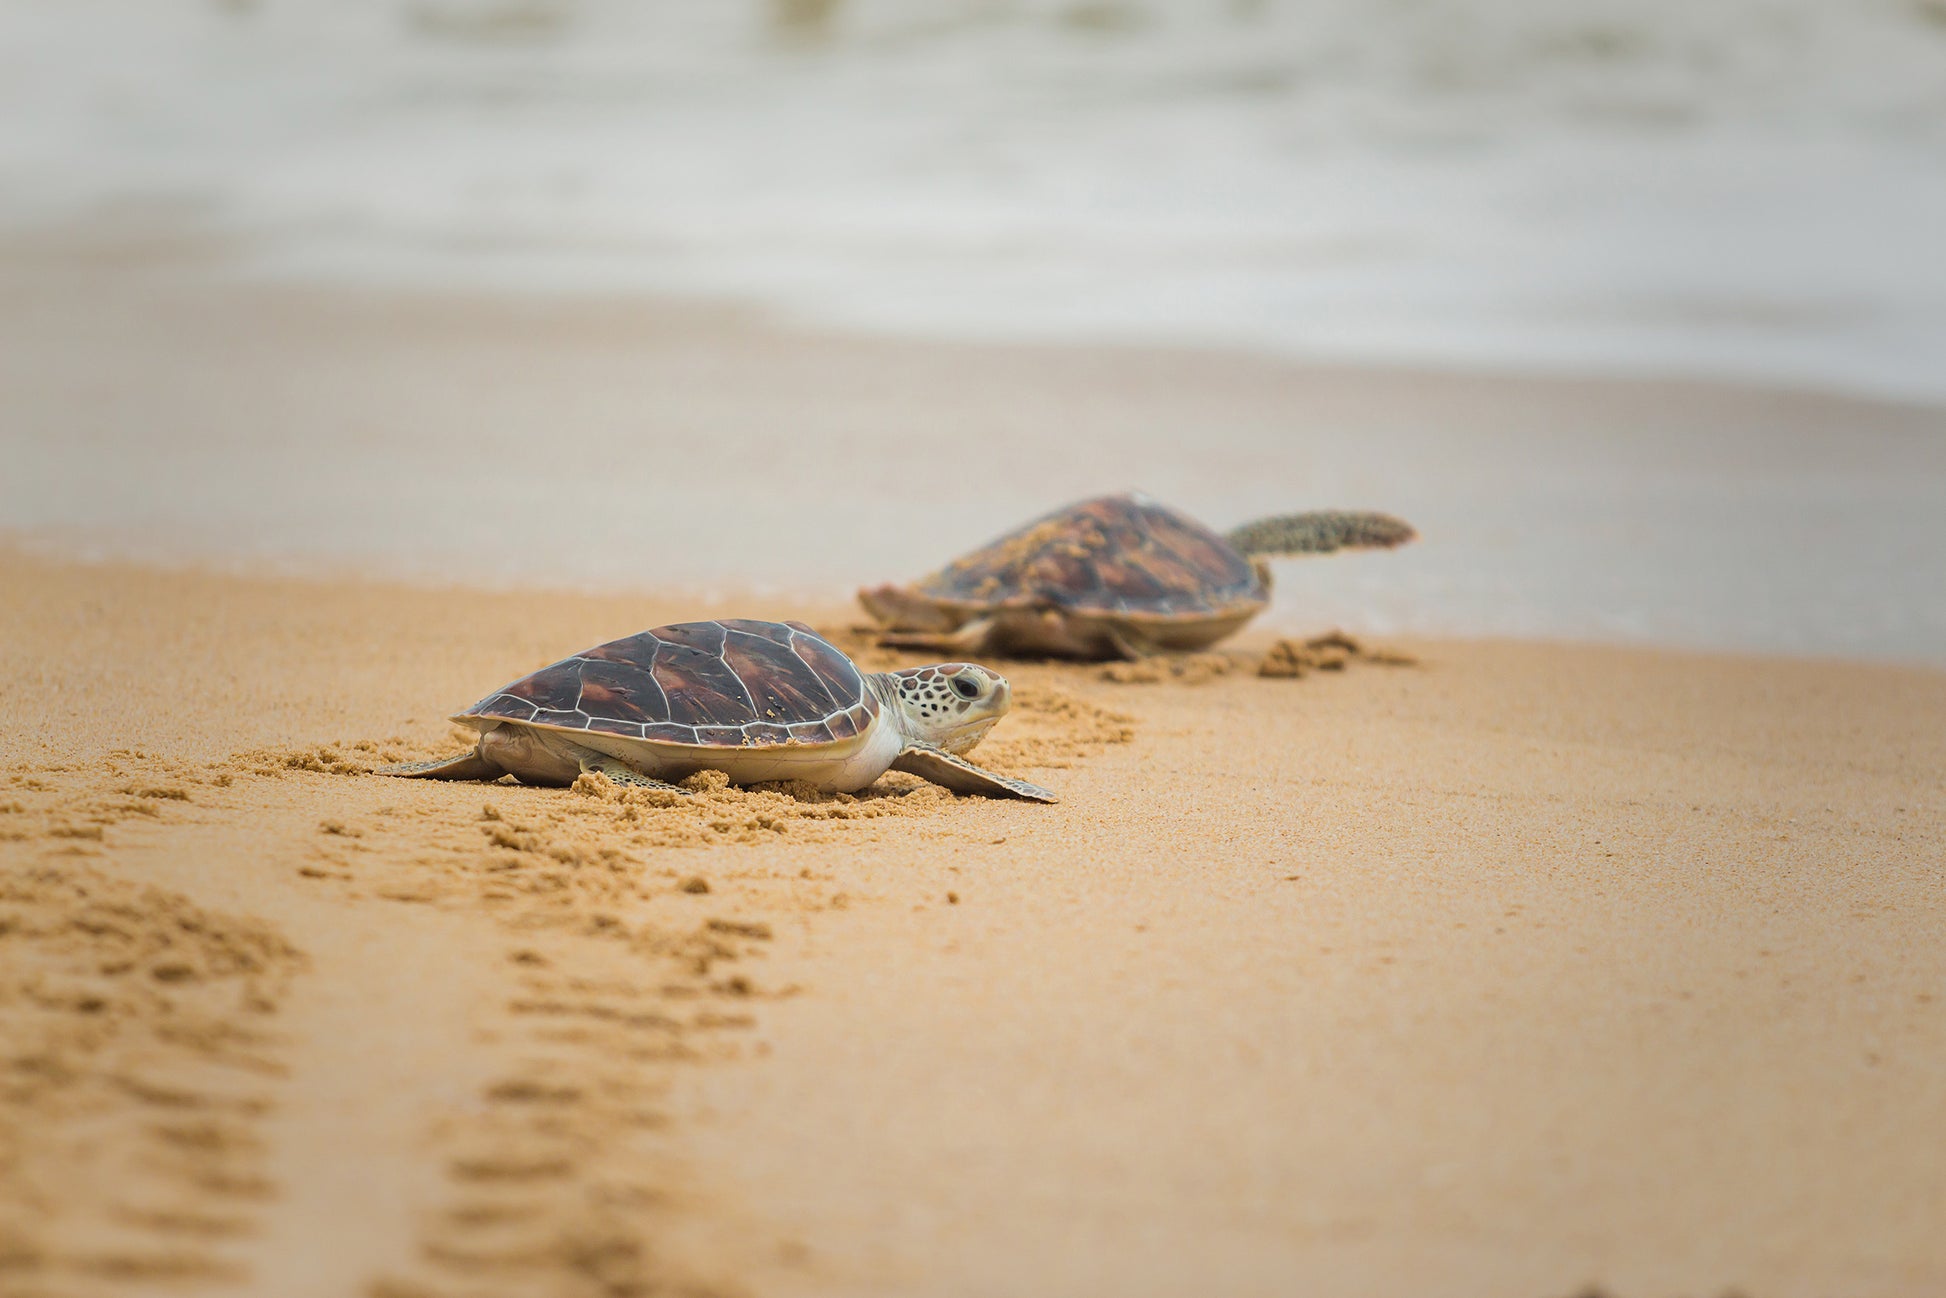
[3, 0, 1944, 663]
[4, 0, 1946, 403]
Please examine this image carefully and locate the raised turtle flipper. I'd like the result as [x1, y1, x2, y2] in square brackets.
[891, 743, 1058, 803]
[379, 749, 500, 780]
[1224, 510, 1418, 556]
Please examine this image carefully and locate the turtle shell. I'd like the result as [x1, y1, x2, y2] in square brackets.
[914, 493, 1265, 620]
[461, 619, 879, 749]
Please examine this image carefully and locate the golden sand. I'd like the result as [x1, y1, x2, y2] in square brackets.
[3, 547, 1944, 1297]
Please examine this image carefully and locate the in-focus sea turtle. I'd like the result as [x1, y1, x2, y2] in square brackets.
[858, 492, 1417, 659]
[381, 619, 1055, 802]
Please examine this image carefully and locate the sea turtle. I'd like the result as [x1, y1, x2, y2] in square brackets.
[858, 492, 1417, 660]
[380, 618, 1055, 802]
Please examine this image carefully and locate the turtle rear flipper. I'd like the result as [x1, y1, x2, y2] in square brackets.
[576, 753, 690, 795]
[1225, 510, 1417, 556]
[1102, 624, 1160, 661]
[877, 616, 996, 656]
[892, 743, 1058, 803]
[379, 750, 499, 780]
[858, 583, 963, 632]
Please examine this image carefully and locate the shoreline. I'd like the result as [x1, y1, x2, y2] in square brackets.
[4, 228, 1945, 664]
[44, 216, 1946, 419]
[12, 528, 1945, 678]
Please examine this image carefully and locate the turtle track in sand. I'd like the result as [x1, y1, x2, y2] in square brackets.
[0, 678, 1131, 1297]
[0, 548, 1137, 1296]
[249, 675, 1131, 1296]
[1, 604, 1422, 1297]
[0, 763, 303, 1289]
[3, 749, 773, 1298]
[5, 552, 1434, 1298]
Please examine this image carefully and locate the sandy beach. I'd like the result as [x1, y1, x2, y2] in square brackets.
[9, 4, 1946, 1289]
[2, 222, 1944, 1298]
[6, 538, 1945, 1297]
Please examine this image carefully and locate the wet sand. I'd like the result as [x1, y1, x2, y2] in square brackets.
[4, 227, 1945, 661]
[4, 548, 1944, 1297]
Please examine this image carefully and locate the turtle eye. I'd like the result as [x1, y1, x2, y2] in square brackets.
[950, 674, 981, 701]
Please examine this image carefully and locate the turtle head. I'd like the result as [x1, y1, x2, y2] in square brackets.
[879, 663, 1012, 755]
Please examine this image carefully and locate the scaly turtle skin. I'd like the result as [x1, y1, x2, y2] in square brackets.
[380, 619, 1055, 802]
[858, 493, 1416, 660]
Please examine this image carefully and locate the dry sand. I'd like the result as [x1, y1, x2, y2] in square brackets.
[4, 547, 1944, 1298]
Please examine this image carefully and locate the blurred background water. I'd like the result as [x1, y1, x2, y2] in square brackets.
[3, 0, 1943, 662]
[5, 0, 1946, 402]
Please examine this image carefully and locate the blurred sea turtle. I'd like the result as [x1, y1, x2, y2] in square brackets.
[381, 618, 1055, 802]
[859, 492, 1416, 660]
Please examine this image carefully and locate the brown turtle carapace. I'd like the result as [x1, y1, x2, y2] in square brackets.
[859, 493, 1416, 660]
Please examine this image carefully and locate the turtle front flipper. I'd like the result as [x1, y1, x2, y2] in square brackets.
[379, 749, 500, 780]
[891, 743, 1058, 803]
[1224, 510, 1417, 556]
